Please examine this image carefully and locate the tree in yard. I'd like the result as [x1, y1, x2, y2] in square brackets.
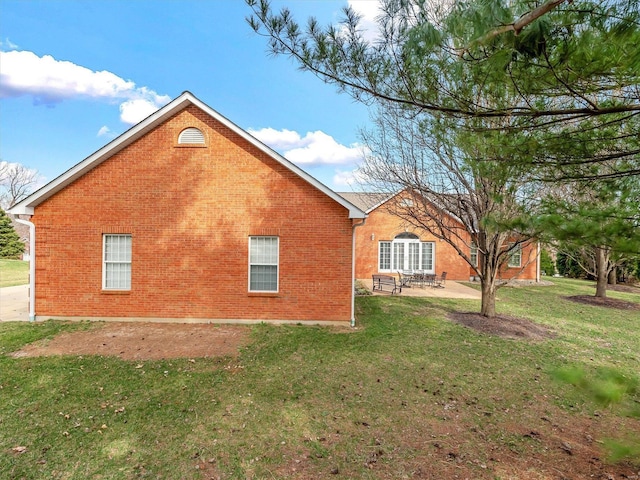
[0, 160, 40, 210]
[539, 248, 556, 277]
[247, 0, 640, 182]
[248, 0, 640, 313]
[358, 102, 539, 317]
[537, 176, 640, 297]
[0, 208, 25, 259]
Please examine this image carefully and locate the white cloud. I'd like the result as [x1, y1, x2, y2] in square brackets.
[0, 38, 19, 50]
[119, 99, 162, 124]
[0, 49, 170, 124]
[97, 126, 111, 137]
[346, 0, 382, 42]
[247, 127, 306, 151]
[249, 127, 366, 166]
[333, 167, 367, 189]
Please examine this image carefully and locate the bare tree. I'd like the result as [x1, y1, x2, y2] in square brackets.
[0, 161, 40, 210]
[359, 104, 539, 317]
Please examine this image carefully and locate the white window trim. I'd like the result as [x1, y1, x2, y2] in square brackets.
[248, 236, 279, 292]
[102, 234, 132, 290]
[378, 241, 391, 271]
[378, 239, 435, 273]
[470, 242, 478, 267]
[508, 243, 522, 268]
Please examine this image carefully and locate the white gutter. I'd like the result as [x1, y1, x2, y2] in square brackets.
[351, 218, 367, 328]
[15, 218, 36, 321]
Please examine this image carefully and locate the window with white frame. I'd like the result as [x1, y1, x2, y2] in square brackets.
[249, 236, 279, 292]
[470, 242, 478, 267]
[507, 243, 522, 268]
[378, 233, 435, 273]
[103, 234, 132, 290]
[379, 242, 391, 270]
[421, 242, 434, 271]
[392, 242, 405, 270]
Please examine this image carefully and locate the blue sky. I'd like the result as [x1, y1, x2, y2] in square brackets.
[0, 1, 382, 192]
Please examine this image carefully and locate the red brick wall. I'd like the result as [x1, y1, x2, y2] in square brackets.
[355, 200, 538, 282]
[355, 205, 470, 281]
[31, 106, 354, 322]
[495, 242, 539, 281]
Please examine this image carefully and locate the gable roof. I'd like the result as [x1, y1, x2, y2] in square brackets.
[337, 192, 396, 213]
[339, 190, 474, 230]
[9, 91, 366, 219]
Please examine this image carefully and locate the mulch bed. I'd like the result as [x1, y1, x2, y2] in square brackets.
[566, 295, 640, 310]
[607, 283, 640, 294]
[448, 312, 556, 340]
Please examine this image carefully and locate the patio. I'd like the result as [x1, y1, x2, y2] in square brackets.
[359, 278, 481, 299]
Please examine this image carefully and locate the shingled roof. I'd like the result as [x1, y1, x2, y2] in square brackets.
[336, 192, 395, 213]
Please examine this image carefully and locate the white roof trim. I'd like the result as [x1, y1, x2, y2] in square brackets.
[9, 91, 366, 219]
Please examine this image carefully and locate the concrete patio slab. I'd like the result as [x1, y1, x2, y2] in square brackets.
[359, 278, 481, 299]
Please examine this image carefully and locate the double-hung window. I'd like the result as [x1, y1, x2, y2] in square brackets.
[507, 243, 522, 268]
[103, 234, 132, 290]
[470, 242, 478, 267]
[249, 236, 279, 292]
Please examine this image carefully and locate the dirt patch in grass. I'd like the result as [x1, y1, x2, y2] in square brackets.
[10, 322, 251, 360]
[566, 295, 640, 310]
[448, 312, 556, 340]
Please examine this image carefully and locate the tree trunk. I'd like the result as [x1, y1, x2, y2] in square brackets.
[594, 246, 608, 298]
[608, 267, 617, 285]
[480, 278, 497, 317]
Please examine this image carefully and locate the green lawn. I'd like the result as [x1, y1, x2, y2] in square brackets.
[1, 278, 638, 479]
[0, 259, 29, 287]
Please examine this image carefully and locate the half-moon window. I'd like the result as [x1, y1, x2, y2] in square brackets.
[178, 127, 205, 144]
[394, 232, 419, 240]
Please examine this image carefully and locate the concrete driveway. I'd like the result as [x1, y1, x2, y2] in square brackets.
[0, 285, 29, 321]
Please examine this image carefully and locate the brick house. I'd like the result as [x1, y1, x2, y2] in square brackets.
[338, 191, 539, 282]
[9, 92, 366, 325]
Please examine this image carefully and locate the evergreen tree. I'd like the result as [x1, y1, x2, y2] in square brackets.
[248, 0, 640, 313]
[0, 208, 25, 259]
[247, 0, 640, 181]
[540, 249, 556, 277]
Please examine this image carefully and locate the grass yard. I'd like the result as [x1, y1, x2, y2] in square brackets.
[1, 278, 639, 479]
[0, 259, 29, 287]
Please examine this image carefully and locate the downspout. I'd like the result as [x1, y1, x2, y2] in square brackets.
[351, 218, 366, 328]
[15, 218, 36, 321]
[536, 241, 541, 283]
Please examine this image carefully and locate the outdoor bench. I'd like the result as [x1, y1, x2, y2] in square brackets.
[372, 274, 401, 294]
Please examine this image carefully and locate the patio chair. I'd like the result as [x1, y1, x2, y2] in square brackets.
[433, 271, 447, 288]
[423, 273, 436, 288]
[412, 270, 426, 288]
[397, 270, 413, 288]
